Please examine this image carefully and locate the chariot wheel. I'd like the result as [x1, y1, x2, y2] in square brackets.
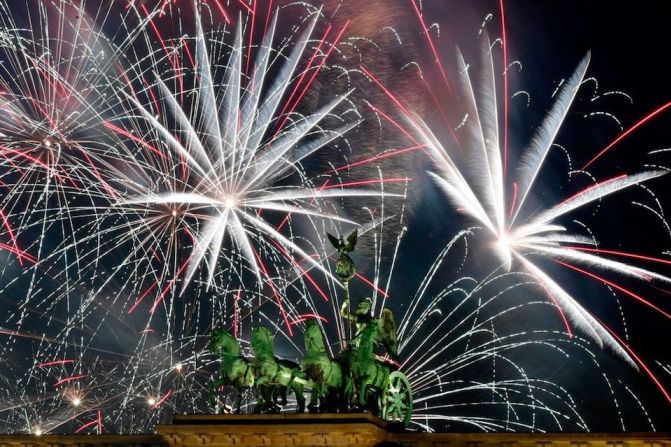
[382, 371, 412, 426]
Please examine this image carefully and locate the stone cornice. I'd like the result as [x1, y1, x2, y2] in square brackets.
[0, 414, 667, 447]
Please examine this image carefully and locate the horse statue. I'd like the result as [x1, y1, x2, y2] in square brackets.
[301, 319, 344, 412]
[251, 326, 306, 413]
[341, 298, 398, 414]
[209, 329, 255, 413]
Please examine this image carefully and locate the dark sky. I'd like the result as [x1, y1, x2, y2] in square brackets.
[1, 0, 671, 434]
[379, 0, 671, 430]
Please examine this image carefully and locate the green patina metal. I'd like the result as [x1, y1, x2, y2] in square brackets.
[208, 329, 254, 413]
[251, 326, 306, 414]
[209, 231, 412, 426]
[327, 229, 357, 282]
[302, 319, 344, 412]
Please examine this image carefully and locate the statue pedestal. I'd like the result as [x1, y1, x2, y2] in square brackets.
[156, 413, 390, 447]
[0, 415, 668, 447]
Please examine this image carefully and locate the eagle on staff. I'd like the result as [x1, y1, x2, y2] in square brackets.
[327, 228, 358, 282]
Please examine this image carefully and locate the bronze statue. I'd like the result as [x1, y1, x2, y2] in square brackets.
[327, 229, 357, 282]
[251, 326, 306, 413]
[209, 231, 412, 426]
[327, 228, 357, 340]
[209, 329, 254, 413]
[340, 297, 399, 412]
[302, 319, 344, 412]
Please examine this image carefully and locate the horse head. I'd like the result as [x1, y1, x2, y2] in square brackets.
[210, 328, 241, 357]
[304, 320, 326, 356]
[251, 326, 274, 358]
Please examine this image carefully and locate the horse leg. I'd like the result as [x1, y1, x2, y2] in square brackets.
[281, 383, 288, 406]
[308, 384, 319, 413]
[209, 377, 226, 408]
[254, 378, 268, 413]
[325, 385, 338, 413]
[267, 386, 277, 413]
[264, 384, 278, 413]
[234, 387, 243, 414]
[343, 375, 353, 411]
[293, 382, 305, 413]
[359, 375, 372, 410]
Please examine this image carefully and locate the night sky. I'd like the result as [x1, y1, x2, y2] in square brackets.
[0, 0, 670, 434]
[407, 0, 671, 430]
[338, 0, 671, 430]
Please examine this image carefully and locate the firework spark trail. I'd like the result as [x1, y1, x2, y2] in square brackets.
[404, 31, 670, 371]
[104, 5, 404, 298]
[0, 0, 411, 433]
[343, 220, 651, 431]
[0, 0, 667, 435]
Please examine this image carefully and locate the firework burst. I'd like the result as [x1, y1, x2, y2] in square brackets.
[405, 32, 671, 374]
[0, 0, 668, 436]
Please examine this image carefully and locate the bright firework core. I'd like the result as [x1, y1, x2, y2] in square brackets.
[494, 233, 513, 267]
[0, 0, 669, 436]
[223, 197, 236, 209]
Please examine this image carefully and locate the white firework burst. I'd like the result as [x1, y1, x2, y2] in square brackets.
[106, 7, 398, 292]
[407, 35, 670, 366]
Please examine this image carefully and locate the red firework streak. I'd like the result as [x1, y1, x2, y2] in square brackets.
[409, 0, 452, 94]
[321, 177, 412, 190]
[36, 359, 75, 368]
[363, 2, 462, 145]
[259, 180, 332, 306]
[366, 102, 418, 143]
[327, 144, 427, 175]
[554, 260, 671, 320]
[141, 75, 162, 118]
[128, 281, 159, 314]
[558, 174, 627, 205]
[149, 256, 192, 314]
[272, 21, 350, 138]
[140, 4, 180, 75]
[263, 0, 273, 36]
[518, 256, 573, 337]
[272, 24, 332, 131]
[210, 0, 232, 24]
[360, 66, 415, 121]
[290, 314, 327, 326]
[508, 182, 518, 220]
[129, 255, 192, 314]
[271, 238, 330, 304]
[75, 410, 103, 434]
[582, 100, 671, 170]
[275, 180, 330, 232]
[0, 145, 65, 183]
[103, 122, 166, 160]
[53, 375, 86, 387]
[362, 64, 463, 149]
[244, 0, 256, 76]
[600, 321, 671, 404]
[180, 36, 196, 69]
[564, 246, 671, 267]
[0, 243, 35, 265]
[153, 389, 173, 408]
